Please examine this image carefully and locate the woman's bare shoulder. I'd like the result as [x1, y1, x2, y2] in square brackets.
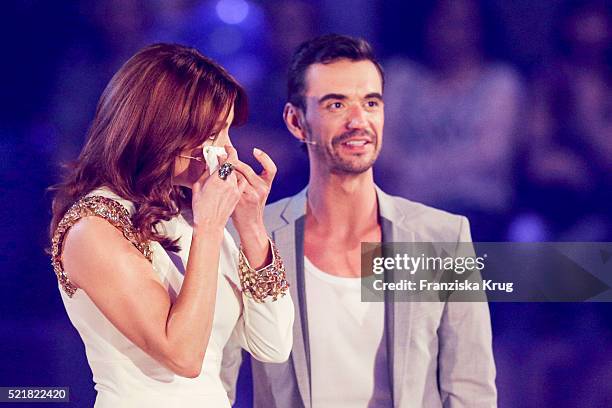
[52, 195, 152, 296]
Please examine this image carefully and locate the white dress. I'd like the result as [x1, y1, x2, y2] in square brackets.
[57, 188, 294, 407]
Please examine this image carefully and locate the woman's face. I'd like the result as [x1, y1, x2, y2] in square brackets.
[172, 105, 235, 188]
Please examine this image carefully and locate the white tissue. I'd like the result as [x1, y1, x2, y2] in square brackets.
[203, 146, 226, 172]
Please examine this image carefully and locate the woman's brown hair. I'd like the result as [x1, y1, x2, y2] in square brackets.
[49, 43, 247, 251]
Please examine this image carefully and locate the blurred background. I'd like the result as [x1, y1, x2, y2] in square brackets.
[1, 0, 611, 406]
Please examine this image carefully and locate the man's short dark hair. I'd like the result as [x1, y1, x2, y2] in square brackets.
[287, 34, 385, 110]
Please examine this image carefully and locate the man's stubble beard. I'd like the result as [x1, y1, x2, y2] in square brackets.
[304, 121, 381, 175]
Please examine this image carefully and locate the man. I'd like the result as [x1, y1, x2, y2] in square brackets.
[224, 34, 496, 408]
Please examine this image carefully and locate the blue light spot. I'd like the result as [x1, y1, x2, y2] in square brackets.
[216, 0, 250, 25]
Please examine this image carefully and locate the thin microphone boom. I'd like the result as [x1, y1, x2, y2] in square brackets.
[300, 138, 318, 145]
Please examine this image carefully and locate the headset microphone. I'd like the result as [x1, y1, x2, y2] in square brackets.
[300, 138, 318, 146]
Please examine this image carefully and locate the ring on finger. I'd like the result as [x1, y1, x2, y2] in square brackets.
[218, 162, 234, 180]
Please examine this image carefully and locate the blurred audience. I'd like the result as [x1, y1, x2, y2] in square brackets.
[232, 0, 318, 202]
[377, 0, 525, 240]
[518, 0, 612, 241]
[42, 0, 155, 163]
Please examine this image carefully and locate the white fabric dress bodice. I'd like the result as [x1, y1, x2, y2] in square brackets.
[59, 188, 294, 407]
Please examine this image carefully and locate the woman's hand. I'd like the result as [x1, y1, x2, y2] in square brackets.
[191, 146, 246, 232]
[225, 146, 276, 235]
[224, 146, 277, 268]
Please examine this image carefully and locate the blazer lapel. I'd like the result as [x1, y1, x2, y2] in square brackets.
[273, 189, 311, 408]
[376, 187, 415, 408]
[381, 217, 396, 406]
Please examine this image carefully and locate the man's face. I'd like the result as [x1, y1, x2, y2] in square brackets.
[301, 59, 384, 174]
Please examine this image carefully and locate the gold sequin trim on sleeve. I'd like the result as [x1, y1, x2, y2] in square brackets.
[51, 195, 152, 297]
[238, 239, 289, 303]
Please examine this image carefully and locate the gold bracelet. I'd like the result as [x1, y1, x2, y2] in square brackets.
[238, 239, 289, 303]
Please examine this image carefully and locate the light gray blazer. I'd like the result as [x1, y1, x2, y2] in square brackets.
[222, 186, 497, 408]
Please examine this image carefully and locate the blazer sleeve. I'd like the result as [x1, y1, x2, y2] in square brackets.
[438, 216, 498, 407]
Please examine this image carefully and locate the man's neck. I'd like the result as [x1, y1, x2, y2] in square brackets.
[306, 168, 378, 237]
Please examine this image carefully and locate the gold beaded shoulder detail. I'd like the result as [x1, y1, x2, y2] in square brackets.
[51, 195, 153, 298]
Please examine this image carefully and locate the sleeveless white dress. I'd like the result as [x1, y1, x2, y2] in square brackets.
[57, 188, 294, 407]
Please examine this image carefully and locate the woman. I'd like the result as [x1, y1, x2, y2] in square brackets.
[49, 43, 293, 407]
